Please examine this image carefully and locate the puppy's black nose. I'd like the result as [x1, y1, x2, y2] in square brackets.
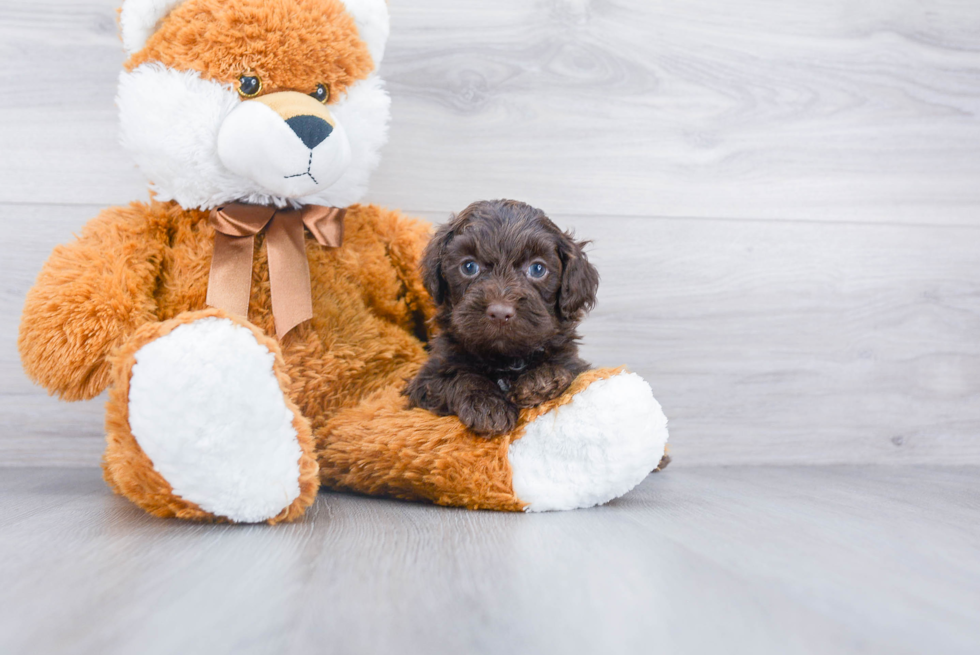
[486, 303, 516, 323]
[286, 115, 333, 149]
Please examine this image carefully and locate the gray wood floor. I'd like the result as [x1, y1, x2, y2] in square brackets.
[1, 466, 978, 655]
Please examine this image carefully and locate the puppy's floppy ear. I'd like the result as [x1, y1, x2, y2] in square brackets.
[557, 232, 600, 321]
[421, 220, 456, 305]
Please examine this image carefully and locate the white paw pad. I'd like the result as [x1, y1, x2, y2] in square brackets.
[508, 372, 669, 512]
[128, 317, 303, 522]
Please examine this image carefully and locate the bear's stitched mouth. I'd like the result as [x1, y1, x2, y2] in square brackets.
[284, 151, 318, 185]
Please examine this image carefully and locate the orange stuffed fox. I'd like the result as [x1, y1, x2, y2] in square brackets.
[17, 0, 668, 523]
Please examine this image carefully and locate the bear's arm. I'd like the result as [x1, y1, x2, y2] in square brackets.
[351, 204, 436, 342]
[18, 202, 168, 401]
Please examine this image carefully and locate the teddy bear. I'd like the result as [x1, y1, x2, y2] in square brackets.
[17, 0, 669, 523]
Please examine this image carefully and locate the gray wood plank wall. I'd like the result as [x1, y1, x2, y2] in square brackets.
[1, 0, 978, 466]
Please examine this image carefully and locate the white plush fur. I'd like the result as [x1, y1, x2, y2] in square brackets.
[338, 0, 390, 65]
[508, 373, 669, 512]
[127, 318, 303, 523]
[312, 74, 390, 207]
[120, 0, 185, 54]
[118, 65, 390, 210]
[217, 100, 352, 198]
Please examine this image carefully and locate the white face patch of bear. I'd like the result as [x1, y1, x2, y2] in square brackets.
[117, 63, 389, 210]
[217, 96, 352, 199]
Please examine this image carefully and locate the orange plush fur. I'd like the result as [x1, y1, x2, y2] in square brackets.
[316, 367, 625, 510]
[127, 0, 374, 99]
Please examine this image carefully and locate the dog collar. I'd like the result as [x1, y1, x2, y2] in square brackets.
[506, 358, 527, 372]
[489, 357, 527, 374]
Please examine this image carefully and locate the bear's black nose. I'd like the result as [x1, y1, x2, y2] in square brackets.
[286, 115, 333, 149]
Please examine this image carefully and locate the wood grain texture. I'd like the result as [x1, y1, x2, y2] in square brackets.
[1, 203, 110, 464]
[1, 466, 978, 655]
[377, 0, 980, 224]
[1, 1, 979, 223]
[4, 205, 979, 466]
[569, 214, 980, 465]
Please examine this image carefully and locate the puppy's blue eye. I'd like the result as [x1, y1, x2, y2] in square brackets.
[527, 262, 547, 279]
[461, 260, 480, 277]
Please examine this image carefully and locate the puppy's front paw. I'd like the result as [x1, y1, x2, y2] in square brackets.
[509, 364, 576, 408]
[457, 393, 519, 436]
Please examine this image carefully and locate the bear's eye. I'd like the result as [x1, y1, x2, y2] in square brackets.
[311, 83, 330, 104]
[526, 262, 548, 279]
[460, 260, 480, 278]
[238, 75, 262, 98]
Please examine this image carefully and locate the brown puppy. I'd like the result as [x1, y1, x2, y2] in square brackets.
[405, 199, 600, 436]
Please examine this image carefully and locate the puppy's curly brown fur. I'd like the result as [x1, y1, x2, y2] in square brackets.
[405, 199, 600, 436]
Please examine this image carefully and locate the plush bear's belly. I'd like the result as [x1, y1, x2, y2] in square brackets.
[151, 202, 428, 424]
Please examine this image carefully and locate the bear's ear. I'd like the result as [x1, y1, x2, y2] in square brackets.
[338, 0, 391, 67]
[119, 0, 186, 55]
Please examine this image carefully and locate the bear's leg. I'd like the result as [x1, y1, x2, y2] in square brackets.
[506, 369, 669, 511]
[315, 368, 668, 512]
[102, 309, 319, 523]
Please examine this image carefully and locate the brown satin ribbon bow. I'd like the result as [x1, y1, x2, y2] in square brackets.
[206, 202, 346, 339]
